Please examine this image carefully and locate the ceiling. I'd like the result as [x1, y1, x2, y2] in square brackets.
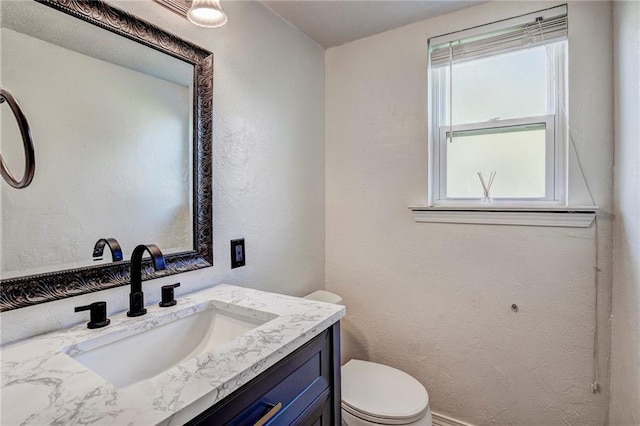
[261, 1, 483, 49]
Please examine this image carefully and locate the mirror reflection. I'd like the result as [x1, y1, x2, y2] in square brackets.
[0, 1, 194, 279]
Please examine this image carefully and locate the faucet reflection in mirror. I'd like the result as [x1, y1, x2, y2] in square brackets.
[127, 244, 166, 318]
[92, 238, 123, 262]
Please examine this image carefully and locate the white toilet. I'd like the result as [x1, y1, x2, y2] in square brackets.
[305, 290, 432, 426]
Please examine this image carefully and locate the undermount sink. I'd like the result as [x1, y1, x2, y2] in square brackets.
[63, 303, 271, 388]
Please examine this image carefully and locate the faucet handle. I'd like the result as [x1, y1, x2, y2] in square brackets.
[159, 283, 181, 307]
[75, 301, 110, 329]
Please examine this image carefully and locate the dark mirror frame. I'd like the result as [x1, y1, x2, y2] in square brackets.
[0, 0, 213, 311]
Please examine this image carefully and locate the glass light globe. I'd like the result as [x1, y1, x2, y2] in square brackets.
[187, 0, 228, 28]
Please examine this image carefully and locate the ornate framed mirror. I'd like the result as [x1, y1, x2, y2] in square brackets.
[0, 0, 213, 311]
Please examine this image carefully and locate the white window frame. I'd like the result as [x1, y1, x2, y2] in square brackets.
[428, 33, 568, 208]
[435, 116, 556, 204]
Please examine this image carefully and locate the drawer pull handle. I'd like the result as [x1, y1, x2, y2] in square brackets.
[254, 402, 282, 426]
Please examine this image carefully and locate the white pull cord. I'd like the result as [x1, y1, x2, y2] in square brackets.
[536, 19, 601, 394]
[448, 42, 453, 143]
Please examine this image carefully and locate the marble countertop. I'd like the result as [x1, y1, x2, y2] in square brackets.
[0, 284, 345, 425]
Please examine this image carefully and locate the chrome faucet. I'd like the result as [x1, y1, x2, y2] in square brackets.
[127, 244, 166, 317]
[92, 238, 123, 262]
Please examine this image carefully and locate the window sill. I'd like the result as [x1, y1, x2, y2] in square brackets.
[409, 206, 598, 227]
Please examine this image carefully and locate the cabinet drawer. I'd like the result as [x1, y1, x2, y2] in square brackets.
[187, 329, 332, 426]
[292, 388, 331, 426]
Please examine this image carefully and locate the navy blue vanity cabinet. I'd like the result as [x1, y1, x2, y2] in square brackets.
[186, 322, 341, 426]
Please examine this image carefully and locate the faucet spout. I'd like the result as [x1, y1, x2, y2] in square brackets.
[92, 238, 123, 262]
[127, 244, 166, 317]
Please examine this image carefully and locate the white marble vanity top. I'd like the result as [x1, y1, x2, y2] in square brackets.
[0, 284, 345, 425]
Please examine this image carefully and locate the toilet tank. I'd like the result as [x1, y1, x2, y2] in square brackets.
[304, 290, 344, 305]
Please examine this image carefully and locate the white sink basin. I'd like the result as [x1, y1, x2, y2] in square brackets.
[63, 304, 270, 388]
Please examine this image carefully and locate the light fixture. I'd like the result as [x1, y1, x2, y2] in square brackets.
[187, 0, 228, 28]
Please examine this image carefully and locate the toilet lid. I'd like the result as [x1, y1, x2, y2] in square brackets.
[341, 360, 429, 422]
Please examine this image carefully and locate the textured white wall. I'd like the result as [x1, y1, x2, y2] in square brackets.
[0, 0, 325, 344]
[325, 2, 613, 425]
[610, 1, 640, 424]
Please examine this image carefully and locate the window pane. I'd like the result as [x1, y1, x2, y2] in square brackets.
[440, 45, 559, 125]
[446, 126, 546, 198]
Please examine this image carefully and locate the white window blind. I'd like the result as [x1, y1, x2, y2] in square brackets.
[430, 5, 567, 68]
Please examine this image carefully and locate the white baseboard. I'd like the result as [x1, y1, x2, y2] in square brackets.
[432, 411, 475, 426]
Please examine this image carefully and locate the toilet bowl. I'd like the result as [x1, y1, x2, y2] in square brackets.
[304, 291, 433, 426]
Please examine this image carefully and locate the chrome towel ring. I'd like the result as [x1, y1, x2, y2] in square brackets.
[0, 88, 35, 189]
